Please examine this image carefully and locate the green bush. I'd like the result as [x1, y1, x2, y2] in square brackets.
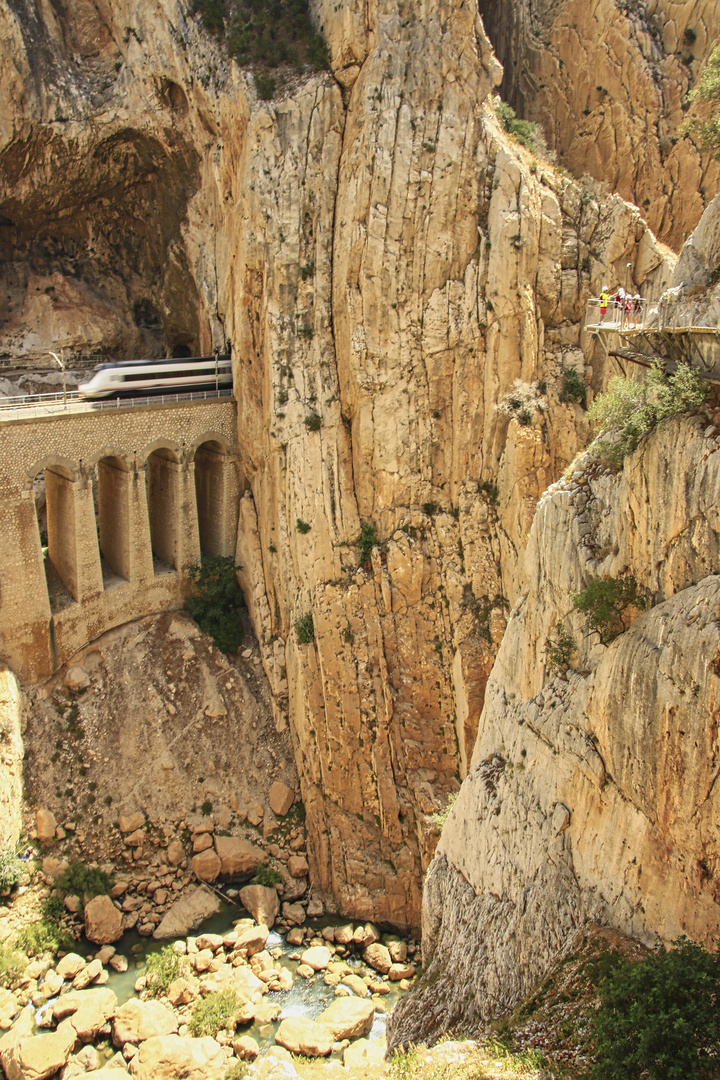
[14, 918, 74, 957]
[294, 612, 314, 643]
[189, 990, 241, 1037]
[591, 939, 720, 1080]
[683, 43, 720, 157]
[186, 556, 244, 654]
[0, 849, 24, 892]
[55, 860, 114, 903]
[545, 626, 576, 670]
[145, 945, 183, 998]
[304, 412, 322, 431]
[254, 70, 276, 100]
[560, 367, 587, 407]
[224, 1062, 249, 1080]
[572, 575, 646, 645]
[494, 99, 541, 153]
[296, 519, 311, 534]
[193, 0, 330, 84]
[588, 363, 709, 468]
[0, 942, 23, 988]
[358, 522, 377, 566]
[431, 792, 457, 829]
[252, 865, 283, 887]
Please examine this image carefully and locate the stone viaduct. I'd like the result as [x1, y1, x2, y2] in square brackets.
[0, 398, 241, 684]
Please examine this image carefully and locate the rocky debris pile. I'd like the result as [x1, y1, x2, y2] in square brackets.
[0, 905, 418, 1077]
[29, 794, 309, 941]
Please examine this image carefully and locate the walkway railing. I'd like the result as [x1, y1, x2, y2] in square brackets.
[586, 297, 719, 335]
[585, 298, 647, 332]
[0, 388, 235, 422]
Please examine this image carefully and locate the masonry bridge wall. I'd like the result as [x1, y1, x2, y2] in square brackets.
[0, 399, 241, 684]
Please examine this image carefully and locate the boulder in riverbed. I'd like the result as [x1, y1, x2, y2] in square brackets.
[84, 895, 123, 945]
[153, 886, 221, 940]
[127, 1034, 227, 1079]
[317, 997, 375, 1040]
[239, 884, 279, 929]
[274, 1017, 333, 1057]
[113, 999, 179, 1046]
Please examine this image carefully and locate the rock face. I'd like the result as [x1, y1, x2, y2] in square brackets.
[388, 409, 720, 1048]
[477, 0, 720, 248]
[0, 668, 23, 851]
[2, 0, 677, 931]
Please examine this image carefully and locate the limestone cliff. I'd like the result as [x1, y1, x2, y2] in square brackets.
[388, 402, 720, 1046]
[478, 0, 720, 250]
[0, 666, 23, 851]
[0, 0, 676, 928]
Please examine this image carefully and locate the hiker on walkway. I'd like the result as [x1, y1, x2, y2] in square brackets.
[599, 286, 609, 322]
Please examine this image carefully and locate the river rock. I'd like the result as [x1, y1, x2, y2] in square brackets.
[167, 978, 196, 1006]
[53, 987, 118, 1041]
[56, 954, 86, 980]
[364, 942, 392, 974]
[191, 849, 221, 882]
[281, 902, 305, 926]
[236, 923, 269, 957]
[342, 973, 369, 997]
[73, 959, 103, 989]
[109, 955, 128, 973]
[239, 884, 279, 929]
[153, 886, 221, 939]
[3, 1017, 76, 1080]
[127, 1034, 226, 1079]
[300, 946, 331, 971]
[192, 833, 213, 854]
[317, 997, 375, 1040]
[274, 1018, 333, 1057]
[306, 899, 323, 917]
[387, 939, 408, 962]
[333, 924, 355, 945]
[85, 895, 123, 945]
[389, 962, 416, 981]
[113, 999, 179, 1046]
[36, 808, 57, 843]
[232, 1034, 259, 1060]
[268, 782, 295, 817]
[214, 836, 264, 876]
[286, 928, 304, 946]
[0, 1007, 34, 1072]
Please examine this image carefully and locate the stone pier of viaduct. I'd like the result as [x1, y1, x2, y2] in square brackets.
[0, 398, 240, 684]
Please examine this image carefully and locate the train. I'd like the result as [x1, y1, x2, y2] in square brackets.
[77, 354, 233, 400]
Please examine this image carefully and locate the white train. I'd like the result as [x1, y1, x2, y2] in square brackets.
[78, 354, 232, 400]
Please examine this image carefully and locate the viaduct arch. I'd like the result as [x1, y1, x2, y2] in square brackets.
[0, 400, 240, 683]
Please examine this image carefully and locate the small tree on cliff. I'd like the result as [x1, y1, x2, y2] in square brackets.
[186, 556, 244, 653]
[684, 43, 720, 158]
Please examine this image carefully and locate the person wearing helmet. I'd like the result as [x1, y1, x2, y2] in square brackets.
[600, 286, 609, 323]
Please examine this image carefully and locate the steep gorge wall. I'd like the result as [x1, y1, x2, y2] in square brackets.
[478, 0, 720, 250]
[0, 0, 675, 928]
[389, 405, 720, 1046]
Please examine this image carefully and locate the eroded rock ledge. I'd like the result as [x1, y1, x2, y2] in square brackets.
[389, 413, 720, 1048]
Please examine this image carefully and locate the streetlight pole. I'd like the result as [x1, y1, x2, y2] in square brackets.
[49, 350, 66, 406]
